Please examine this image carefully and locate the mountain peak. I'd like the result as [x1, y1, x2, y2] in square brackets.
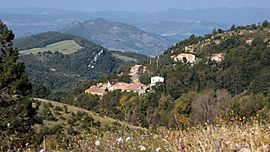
[62, 19, 172, 56]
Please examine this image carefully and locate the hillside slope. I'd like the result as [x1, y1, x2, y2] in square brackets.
[143, 21, 270, 100]
[35, 98, 144, 130]
[61, 18, 172, 56]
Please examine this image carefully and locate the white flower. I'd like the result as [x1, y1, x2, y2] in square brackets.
[156, 147, 161, 152]
[126, 136, 131, 141]
[39, 149, 45, 152]
[95, 140, 100, 146]
[116, 137, 123, 144]
[139, 145, 146, 151]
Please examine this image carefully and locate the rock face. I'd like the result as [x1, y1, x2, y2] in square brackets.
[62, 18, 172, 56]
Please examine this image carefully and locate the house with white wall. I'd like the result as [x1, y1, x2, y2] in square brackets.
[151, 76, 165, 86]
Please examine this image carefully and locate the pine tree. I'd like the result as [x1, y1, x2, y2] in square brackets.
[0, 20, 39, 150]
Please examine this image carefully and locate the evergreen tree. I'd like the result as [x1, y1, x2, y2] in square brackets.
[0, 21, 39, 150]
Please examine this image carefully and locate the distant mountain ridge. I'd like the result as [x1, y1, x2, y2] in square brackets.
[2, 7, 270, 38]
[61, 18, 172, 56]
[1, 7, 270, 24]
[134, 21, 230, 42]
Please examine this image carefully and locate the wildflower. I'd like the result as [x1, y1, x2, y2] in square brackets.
[95, 140, 100, 146]
[126, 136, 131, 141]
[139, 145, 146, 151]
[156, 147, 161, 152]
[141, 134, 145, 140]
[241, 144, 250, 152]
[39, 148, 45, 152]
[116, 137, 123, 144]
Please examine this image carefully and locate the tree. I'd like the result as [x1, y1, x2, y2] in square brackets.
[173, 91, 197, 128]
[228, 94, 270, 118]
[158, 93, 174, 127]
[32, 84, 50, 98]
[191, 89, 230, 124]
[139, 74, 151, 85]
[0, 21, 39, 150]
[262, 20, 269, 27]
[230, 25, 236, 31]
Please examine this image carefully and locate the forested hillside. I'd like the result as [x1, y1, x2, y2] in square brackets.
[16, 32, 147, 91]
[133, 20, 270, 126]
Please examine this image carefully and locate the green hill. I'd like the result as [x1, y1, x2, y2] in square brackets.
[16, 32, 148, 91]
[14, 31, 96, 50]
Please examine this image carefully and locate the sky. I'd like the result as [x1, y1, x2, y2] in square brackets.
[0, 0, 270, 12]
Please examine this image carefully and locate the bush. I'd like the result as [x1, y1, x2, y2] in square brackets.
[228, 94, 270, 118]
[39, 106, 57, 121]
[54, 106, 63, 112]
[67, 126, 78, 135]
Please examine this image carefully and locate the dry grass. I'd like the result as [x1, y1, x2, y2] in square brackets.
[34, 121, 270, 152]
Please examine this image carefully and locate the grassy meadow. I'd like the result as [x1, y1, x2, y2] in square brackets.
[19, 40, 82, 55]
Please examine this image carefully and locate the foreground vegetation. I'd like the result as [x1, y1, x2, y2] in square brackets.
[23, 120, 270, 151]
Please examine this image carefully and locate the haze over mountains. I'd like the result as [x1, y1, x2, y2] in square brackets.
[2, 7, 270, 37]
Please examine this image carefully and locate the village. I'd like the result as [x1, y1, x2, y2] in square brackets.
[85, 64, 165, 96]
